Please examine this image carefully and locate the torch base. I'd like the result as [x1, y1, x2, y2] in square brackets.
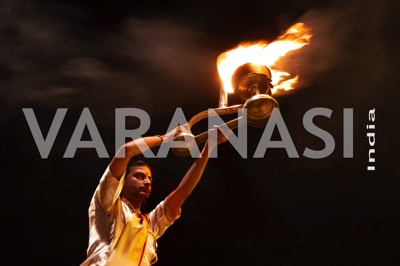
[244, 94, 279, 128]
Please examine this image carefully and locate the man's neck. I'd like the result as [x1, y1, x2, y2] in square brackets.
[121, 196, 142, 211]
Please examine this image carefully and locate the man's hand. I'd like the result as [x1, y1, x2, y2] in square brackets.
[161, 124, 191, 144]
[207, 125, 231, 152]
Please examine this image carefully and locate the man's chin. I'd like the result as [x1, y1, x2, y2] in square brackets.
[139, 191, 150, 199]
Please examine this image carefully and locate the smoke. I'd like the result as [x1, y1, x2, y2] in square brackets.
[0, 0, 217, 117]
[1, 0, 397, 122]
[2, 0, 396, 107]
[290, 0, 398, 106]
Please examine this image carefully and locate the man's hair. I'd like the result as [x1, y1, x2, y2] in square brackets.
[126, 160, 152, 175]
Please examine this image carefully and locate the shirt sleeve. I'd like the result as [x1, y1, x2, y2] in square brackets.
[93, 165, 125, 214]
[148, 200, 181, 240]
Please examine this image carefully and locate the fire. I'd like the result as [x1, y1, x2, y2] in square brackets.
[217, 22, 312, 95]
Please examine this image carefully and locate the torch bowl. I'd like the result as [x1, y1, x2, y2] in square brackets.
[244, 94, 278, 128]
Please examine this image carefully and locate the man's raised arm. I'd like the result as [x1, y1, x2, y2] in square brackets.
[109, 136, 161, 180]
[165, 126, 227, 216]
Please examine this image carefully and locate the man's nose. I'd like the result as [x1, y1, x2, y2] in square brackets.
[143, 177, 151, 185]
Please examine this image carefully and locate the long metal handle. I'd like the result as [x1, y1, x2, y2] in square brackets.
[194, 116, 243, 145]
[171, 116, 245, 158]
[171, 107, 244, 157]
[187, 104, 243, 128]
[172, 93, 278, 157]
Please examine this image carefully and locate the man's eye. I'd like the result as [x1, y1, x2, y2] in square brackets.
[135, 173, 146, 180]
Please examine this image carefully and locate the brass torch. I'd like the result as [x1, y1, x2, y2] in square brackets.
[172, 63, 279, 157]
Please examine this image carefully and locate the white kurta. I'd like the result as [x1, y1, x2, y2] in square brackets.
[81, 167, 181, 266]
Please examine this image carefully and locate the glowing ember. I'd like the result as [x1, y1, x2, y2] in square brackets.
[217, 22, 312, 95]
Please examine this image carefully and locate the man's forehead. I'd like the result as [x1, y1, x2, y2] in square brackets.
[131, 166, 152, 175]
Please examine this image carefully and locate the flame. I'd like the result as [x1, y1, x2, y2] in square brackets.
[217, 22, 312, 95]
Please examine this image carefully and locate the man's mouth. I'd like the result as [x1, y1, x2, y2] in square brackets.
[140, 188, 150, 194]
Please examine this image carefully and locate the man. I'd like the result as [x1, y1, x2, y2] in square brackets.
[81, 126, 227, 266]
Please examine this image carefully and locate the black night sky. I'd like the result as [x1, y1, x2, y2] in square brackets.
[1, 0, 399, 265]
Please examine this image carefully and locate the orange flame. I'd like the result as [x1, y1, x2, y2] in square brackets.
[217, 22, 312, 95]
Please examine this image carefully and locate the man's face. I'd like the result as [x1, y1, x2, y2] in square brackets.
[123, 166, 152, 201]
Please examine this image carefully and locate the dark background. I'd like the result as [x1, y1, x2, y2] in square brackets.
[1, 0, 399, 265]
